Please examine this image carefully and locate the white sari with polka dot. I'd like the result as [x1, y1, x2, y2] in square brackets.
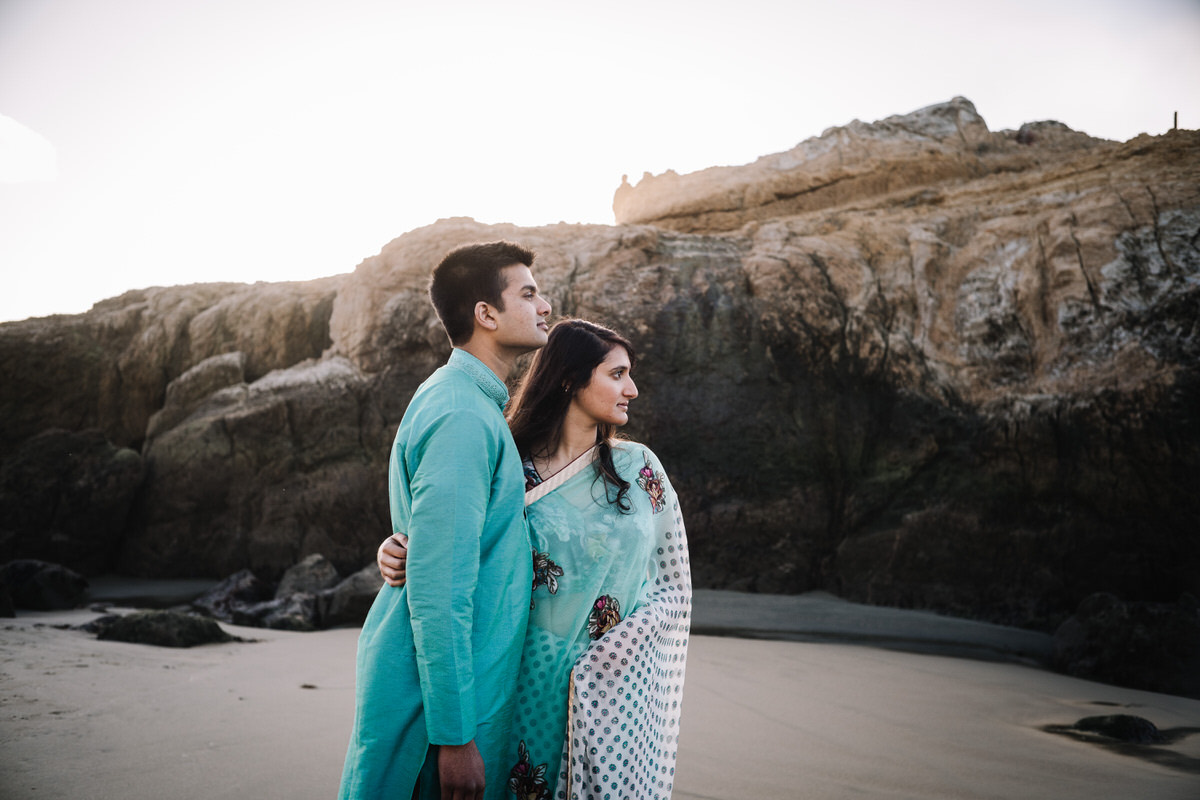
[507, 441, 691, 800]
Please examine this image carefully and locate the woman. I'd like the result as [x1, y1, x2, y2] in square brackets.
[382, 319, 691, 800]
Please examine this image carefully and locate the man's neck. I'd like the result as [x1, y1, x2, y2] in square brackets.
[456, 340, 517, 383]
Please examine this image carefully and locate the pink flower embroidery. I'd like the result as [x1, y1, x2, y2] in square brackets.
[587, 594, 622, 640]
[637, 454, 666, 513]
[507, 740, 549, 800]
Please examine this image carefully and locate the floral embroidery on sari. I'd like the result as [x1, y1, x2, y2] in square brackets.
[587, 594, 621, 640]
[507, 740, 550, 800]
[636, 453, 667, 513]
[529, 549, 563, 609]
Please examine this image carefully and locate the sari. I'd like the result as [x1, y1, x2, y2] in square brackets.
[506, 441, 691, 800]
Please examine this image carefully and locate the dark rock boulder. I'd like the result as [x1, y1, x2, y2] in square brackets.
[1072, 714, 1165, 744]
[318, 565, 385, 628]
[94, 609, 236, 647]
[275, 553, 341, 599]
[228, 562, 383, 630]
[233, 593, 319, 632]
[188, 557, 380, 631]
[0, 559, 90, 610]
[191, 569, 271, 621]
[1053, 593, 1200, 699]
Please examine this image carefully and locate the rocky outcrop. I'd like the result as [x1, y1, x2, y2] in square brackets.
[0, 278, 341, 451]
[188, 558, 382, 630]
[613, 97, 1113, 233]
[1, 98, 1197, 632]
[124, 355, 389, 579]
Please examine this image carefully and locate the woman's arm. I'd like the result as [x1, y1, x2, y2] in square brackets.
[378, 533, 408, 587]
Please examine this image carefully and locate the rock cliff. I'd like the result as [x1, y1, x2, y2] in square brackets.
[2, 98, 1197, 628]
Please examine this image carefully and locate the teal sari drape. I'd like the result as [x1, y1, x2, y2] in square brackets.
[506, 442, 691, 800]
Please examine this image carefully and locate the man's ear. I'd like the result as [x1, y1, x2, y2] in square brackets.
[474, 301, 498, 331]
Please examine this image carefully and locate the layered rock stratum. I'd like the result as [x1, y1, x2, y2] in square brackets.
[2, 98, 1197, 628]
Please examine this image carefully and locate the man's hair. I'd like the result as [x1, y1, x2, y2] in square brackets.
[429, 241, 536, 345]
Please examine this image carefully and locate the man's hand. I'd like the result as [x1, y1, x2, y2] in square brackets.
[438, 740, 485, 800]
[377, 533, 408, 587]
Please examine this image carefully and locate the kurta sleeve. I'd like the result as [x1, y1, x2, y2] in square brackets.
[400, 409, 496, 746]
[563, 446, 691, 800]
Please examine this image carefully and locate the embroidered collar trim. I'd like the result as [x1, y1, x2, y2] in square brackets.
[525, 445, 599, 506]
[447, 348, 509, 410]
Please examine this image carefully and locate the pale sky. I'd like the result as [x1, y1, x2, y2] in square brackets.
[2, 0, 1198, 322]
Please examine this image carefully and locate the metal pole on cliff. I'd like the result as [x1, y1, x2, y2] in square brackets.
[1174, 111, 1178, 130]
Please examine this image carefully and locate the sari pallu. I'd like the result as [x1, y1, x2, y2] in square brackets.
[507, 442, 691, 800]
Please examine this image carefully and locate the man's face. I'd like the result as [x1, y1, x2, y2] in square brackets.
[491, 264, 551, 353]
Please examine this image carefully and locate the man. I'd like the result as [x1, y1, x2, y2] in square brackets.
[338, 241, 552, 800]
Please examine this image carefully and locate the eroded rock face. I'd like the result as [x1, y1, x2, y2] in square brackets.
[0, 278, 341, 451]
[125, 356, 390, 578]
[0, 98, 1196, 627]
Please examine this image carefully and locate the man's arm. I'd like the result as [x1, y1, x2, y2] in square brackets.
[380, 529, 482, 797]
[438, 741, 485, 800]
[401, 409, 494, 751]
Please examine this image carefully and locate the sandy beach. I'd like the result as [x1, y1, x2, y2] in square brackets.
[2, 588, 1198, 800]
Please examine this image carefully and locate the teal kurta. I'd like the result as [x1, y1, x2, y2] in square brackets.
[339, 349, 533, 800]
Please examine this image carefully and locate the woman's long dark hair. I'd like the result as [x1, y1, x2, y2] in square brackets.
[508, 319, 637, 511]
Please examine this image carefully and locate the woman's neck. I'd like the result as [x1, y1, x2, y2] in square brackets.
[533, 412, 599, 479]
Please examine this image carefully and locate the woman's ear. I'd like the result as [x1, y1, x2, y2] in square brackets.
[474, 301, 498, 331]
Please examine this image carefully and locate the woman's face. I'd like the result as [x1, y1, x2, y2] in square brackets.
[570, 346, 637, 427]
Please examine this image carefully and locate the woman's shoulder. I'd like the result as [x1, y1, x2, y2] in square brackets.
[610, 439, 664, 473]
[611, 438, 649, 457]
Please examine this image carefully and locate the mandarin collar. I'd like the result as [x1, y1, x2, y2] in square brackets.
[447, 348, 509, 410]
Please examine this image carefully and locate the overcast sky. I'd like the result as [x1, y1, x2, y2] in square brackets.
[2, 0, 1198, 322]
